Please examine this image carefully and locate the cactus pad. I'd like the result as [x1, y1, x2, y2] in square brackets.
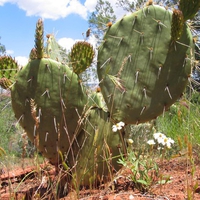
[179, 0, 200, 21]
[70, 41, 95, 75]
[97, 4, 194, 124]
[69, 108, 122, 187]
[0, 77, 12, 89]
[11, 58, 88, 165]
[0, 56, 18, 80]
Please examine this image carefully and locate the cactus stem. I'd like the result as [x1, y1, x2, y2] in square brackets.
[100, 57, 111, 69]
[143, 87, 147, 98]
[54, 117, 58, 133]
[45, 132, 49, 142]
[41, 88, 50, 98]
[135, 70, 139, 83]
[140, 106, 146, 115]
[61, 98, 66, 109]
[45, 64, 51, 73]
[165, 85, 172, 99]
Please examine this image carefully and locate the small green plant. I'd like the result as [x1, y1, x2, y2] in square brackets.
[117, 138, 159, 193]
[117, 131, 175, 193]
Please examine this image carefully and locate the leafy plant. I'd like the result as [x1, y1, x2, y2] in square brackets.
[117, 140, 159, 192]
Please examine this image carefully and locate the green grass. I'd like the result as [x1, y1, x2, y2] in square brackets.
[156, 90, 200, 147]
[0, 94, 34, 157]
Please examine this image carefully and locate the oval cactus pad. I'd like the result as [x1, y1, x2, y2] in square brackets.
[97, 5, 194, 124]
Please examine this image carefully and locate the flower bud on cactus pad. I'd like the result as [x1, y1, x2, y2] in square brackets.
[70, 41, 95, 75]
[0, 56, 18, 80]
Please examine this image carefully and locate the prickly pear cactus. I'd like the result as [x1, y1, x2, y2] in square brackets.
[11, 20, 89, 165]
[97, 4, 195, 124]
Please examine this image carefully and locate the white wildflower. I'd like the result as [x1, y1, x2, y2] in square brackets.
[127, 138, 134, 144]
[153, 132, 167, 144]
[147, 139, 156, 145]
[112, 121, 125, 132]
[165, 137, 175, 149]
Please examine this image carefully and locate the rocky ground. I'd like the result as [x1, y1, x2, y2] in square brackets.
[1, 155, 200, 200]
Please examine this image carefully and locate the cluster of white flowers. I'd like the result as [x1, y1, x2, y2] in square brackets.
[147, 132, 175, 149]
[112, 121, 125, 132]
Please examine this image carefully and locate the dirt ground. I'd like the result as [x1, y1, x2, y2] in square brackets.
[1, 155, 200, 200]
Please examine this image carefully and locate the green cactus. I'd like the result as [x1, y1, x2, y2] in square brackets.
[0, 55, 18, 89]
[11, 20, 90, 165]
[0, 56, 18, 79]
[46, 34, 68, 63]
[69, 107, 123, 187]
[0, 0, 199, 192]
[97, 4, 195, 124]
[70, 41, 95, 75]
[0, 77, 12, 89]
[179, 0, 200, 21]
